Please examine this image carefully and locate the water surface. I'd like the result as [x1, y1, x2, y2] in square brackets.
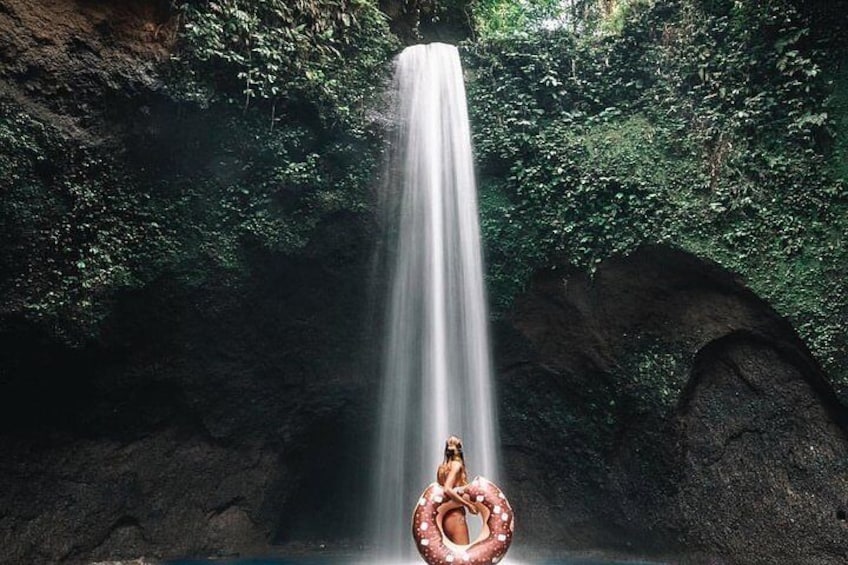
[169, 557, 664, 565]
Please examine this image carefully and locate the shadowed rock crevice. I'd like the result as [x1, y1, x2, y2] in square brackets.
[682, 331, 848, 432]
[678, 333, 848, 563]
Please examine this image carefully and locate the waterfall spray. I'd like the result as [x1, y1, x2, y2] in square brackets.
[370, 42, 501, 560]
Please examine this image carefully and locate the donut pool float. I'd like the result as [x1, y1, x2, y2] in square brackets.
[411, 476, 514, 565]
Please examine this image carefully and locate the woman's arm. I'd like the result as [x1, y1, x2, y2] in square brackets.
[443, 461, 478, 514]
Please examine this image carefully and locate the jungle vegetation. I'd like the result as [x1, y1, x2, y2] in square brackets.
[466, 0, 848, 388]
[0, 0, 846, 392]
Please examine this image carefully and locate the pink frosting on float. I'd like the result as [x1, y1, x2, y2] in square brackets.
[411, 476, 514, 565]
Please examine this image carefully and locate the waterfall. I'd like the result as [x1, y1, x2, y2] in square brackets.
[370, 42, 501, 560]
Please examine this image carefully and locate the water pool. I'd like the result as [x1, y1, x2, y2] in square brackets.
[168, 556, 665, 565]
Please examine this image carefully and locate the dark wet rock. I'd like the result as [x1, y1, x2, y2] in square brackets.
[497, 245, 848, 564]
[0, 0, 173, 143]
[677, 335, 848, 563]
[379, 0, 474, 44]
[0, 432, 275, 563]
[0, 254, 378, 564]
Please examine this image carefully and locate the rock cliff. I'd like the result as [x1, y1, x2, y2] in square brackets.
[498, 246, 848, 563]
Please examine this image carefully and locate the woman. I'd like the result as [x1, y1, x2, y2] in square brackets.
[436, 435, 479, 544]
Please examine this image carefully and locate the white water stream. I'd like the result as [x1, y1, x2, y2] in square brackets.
[370, 43, 501, 560]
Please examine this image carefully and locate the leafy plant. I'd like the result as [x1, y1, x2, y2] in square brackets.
[464, 0, 848, 392]
[0, 0, 399, 342]
[176, 0, 397, 126]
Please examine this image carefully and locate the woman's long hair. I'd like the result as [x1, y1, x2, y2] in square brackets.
[438, 435, 468, 486]
[443, 435, 464, 464]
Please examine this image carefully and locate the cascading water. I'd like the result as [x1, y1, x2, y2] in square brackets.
[371, 42, 501, 560]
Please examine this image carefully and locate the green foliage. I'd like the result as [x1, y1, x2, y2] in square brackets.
[465, 0, 848, 389]
[471, 0, 563, 37]
[177, 0, 397, 125]
[0, 99, 387, 341]
[616, 343, 690, 411]
[470, 0, 656, 38]
[599, 0, 652, 34]
[0, 0, 398, 342]
[828, 64, 848, 185]
[156, 112, 383, 273]
[0, 106, 162, 339]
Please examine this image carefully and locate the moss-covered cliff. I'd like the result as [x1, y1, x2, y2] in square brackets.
[0, 0, 397, 342]
[0, 1, 394, 561]
[466, 0, 848, 394]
